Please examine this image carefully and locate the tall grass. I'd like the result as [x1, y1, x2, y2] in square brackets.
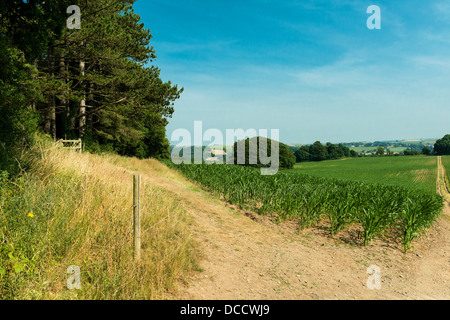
[165, 162, 443, 252]
[0, 140, 198, 299]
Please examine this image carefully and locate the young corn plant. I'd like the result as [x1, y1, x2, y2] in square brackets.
[358, 206, 389, 246]
[399, 198, 422, 252]
[166, 160, 444, 250]
[326, 198, 357, 237]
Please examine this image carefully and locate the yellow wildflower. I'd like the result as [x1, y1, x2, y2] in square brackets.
[27, 213, 34, 218]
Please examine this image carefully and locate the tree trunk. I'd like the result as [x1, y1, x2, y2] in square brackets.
[29, 59, 38, 112]
[50, 96, 56, 141]
[59, 51, 68, 139]
[87, 80, 94, 132]
[79, 60, 86, 138]
[45, 46, 56, 141]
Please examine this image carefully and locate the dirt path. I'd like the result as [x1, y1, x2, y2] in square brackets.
[126, 159, 450, 300]
[437, 156, 450, 203]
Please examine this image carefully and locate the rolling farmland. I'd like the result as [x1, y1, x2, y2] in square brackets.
[289, 156, 438, 194]
[165, 157, 444, 252]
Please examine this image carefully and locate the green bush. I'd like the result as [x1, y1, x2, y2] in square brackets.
[0, 40, 39, 174]
[232, 136, 296, 170]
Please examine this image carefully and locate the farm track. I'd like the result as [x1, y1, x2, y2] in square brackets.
[121, 158, 449, 300]
[437, 156, 450, 203]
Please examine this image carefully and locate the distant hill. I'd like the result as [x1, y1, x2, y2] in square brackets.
[288, 139, 437, 155]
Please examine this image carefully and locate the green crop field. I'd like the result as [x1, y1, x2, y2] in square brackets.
[289, 156, 438, 194]
[443, 155, 450, 184]
[165, 159, 443, 252]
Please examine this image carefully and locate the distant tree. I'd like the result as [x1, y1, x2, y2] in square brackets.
[337, 143, 351, 157]
[294, 141, 357, 162]
[422, 146, 431, 155]
[279, 143, 296, 169]
[294, 145, 311, 162]
[310, 141, 328, 162]
[326, 142, 339, 160]
[233, 137, 295, 170]
[434, 135, 450, 155]
[376, 146, 385, 156]
[288, 146, 299, 153]
[404, 150, 421, 156]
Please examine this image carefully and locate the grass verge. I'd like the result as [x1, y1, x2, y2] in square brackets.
[0, 138, 198, 299]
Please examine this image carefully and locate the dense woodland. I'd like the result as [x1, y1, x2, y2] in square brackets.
[0, 0, 182, 172]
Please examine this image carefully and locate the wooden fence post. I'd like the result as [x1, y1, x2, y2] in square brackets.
[133, 174, 141, 260]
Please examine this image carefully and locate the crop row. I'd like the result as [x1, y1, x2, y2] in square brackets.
[164, 161, 444, 252]
[443, 156, 450, 188]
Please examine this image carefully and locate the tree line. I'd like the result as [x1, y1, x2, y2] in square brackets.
[233, 137, 296, 169]
[293, 134, 450, 162]
[294, 141, 358, 163]
[0, 0, 181, 172]
[434, 135, 450, 155]
[204, 134, 450, 170]
[373, 134, 450, 156]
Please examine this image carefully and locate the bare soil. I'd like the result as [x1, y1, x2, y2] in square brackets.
[139, 159, 450, 300]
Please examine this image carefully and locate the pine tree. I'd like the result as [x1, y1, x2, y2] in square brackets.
[2, 0, 182, 160]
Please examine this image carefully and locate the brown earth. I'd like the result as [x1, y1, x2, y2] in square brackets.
[129, 158, 450, 300]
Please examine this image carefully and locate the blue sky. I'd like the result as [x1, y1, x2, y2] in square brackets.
[133, 0, 450, 145]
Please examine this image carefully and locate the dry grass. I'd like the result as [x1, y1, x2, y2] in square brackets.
[0, 138, 198, 300]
